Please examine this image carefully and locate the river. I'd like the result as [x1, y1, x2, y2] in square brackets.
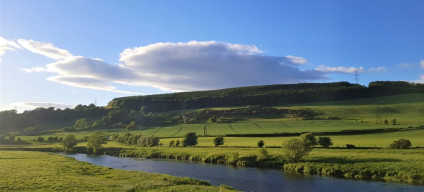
[64, 154, 423, 192]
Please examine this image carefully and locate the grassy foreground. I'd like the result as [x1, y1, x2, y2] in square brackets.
[0, 150, 236, 192]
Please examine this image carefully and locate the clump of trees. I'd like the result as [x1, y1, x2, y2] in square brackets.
[182, 132, 198, 147]
[300, 133, 316, 146]
[87, 132, 107, 154]
[137, 136, 160, 147]
[213, 135, 224, 147]
[318, 137, 333, 148]
[282, 139, 312, 163]
[62, 135, 79, 152]
[257, 140, 264, 148]
[389, 139, 411, 149]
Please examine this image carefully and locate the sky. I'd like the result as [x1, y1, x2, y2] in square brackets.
[1, 0, 423, 112]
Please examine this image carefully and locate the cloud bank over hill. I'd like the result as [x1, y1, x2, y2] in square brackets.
[1, 37, 394, 94]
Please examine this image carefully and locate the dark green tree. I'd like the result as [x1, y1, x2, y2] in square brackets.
[87, 131, 107, 154]
[318, 137, 333, 148]
[257, 140, 265, 148]
[213, 135, 224, 147]
[389, 139, 411, 149]
[175, 139, 180, 147]
[169, 140, 175, 147]
[391, 119, 397, 125]
[125, 121, 137, 131]
[182, 132, 198, 147]
[62, 135, 79, 152]
[300, 133, 317, 146]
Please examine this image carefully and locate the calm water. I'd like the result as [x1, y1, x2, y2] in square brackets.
[64, 154, 423, 192]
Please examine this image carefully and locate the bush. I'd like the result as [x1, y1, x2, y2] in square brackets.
[169, 140, 175, 147]
[213, 135, 224, 147]
[137, 136, 160, 147]
[300, 133, 316, 146]
[256, 148, 269, 162]
[391, 119, 397, 125]
[282, 139, 312, 162]
[346, 144, 356, 149]
[182, 132, 198, 147]
[175, 139, 180, 147]
[257, 140, 264, 148]
[318, 137, 333, 148]
[37, 136, 45, 142]
[62, 135, 79, 152]
[389, 139, 411, 149]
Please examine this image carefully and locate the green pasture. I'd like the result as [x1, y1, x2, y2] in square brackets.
[0, 150, 234, 192]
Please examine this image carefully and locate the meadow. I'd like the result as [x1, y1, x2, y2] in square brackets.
[0, 150, 236, 192]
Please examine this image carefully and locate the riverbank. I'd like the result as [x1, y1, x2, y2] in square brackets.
[0, 150, 236, 191]
[117, 146, 424, 185]
[2, 144, 423, 186]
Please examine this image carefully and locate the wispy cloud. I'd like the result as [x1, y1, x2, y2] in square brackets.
[1, 102, 75, 112]
[0, 36, 22, 62]
[421, 60, 424, 69]
[282, 55, 308, 65]
[315, 65, 364, 73]
[368, 67, 386, 72]
[17, 39, 73, 60]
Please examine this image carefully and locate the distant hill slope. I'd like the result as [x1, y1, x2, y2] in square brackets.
[108, 81, 424, 112]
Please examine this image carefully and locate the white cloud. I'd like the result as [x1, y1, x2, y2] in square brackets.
[0, 36, 22, 62]
[47, 76, 142, 95]
[413, 75, 424, 83]
[118, 41, 323, 91]
[17, 39, 73, 60]
[315, 65, 364, 74]
[368, 67, 386, 72]
[1, 102, 75, 113]
[283, 55, 308, 65]
[14, 40, 327, 93]
[421, 60, 424, 69]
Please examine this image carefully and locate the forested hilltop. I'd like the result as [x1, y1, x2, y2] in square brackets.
[108, 81, 424, 112]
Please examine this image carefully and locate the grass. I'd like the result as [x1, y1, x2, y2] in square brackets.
[0, 150, 236, 192]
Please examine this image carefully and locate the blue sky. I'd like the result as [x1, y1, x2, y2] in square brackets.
[1, 0, 423, 112]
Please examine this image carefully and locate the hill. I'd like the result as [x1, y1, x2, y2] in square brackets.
[107, 81, 424, 112]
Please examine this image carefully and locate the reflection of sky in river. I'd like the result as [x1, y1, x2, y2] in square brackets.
[64, 154, 424, 192]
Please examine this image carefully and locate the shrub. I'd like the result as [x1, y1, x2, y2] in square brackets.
[257, 140, 264, 148]
[391, 119, 397, 125]
[213, 135, 224, 147]
[37, 136, 45, 142]
[389, 139, 411, 149]
[182, 132, 198, 147]
[300, 133, 316, 146]
[256, 148, 269, 162]
[169, 140, 175, 147]
[175, 139, 180, 147]
[282, 139, 312, 162]
[346, 144, 356, 149]
[87, 132, 107, 154]
[62, 135, 79, 152]
[318, 137, 333, 148]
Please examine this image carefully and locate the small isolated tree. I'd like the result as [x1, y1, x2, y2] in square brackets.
[87, 132, 107, 154]
[62, 135, 78, 152]
[37, 136, 45, 142]
[213, 135, 224, 147]
[175, 139, 180, 147]
[169, 140, 175, 147]
[182, 132, 198, 147]
[125, 121, 137, 131]
[300, 133, 317, 146]
[282, 139, 312, 163]
[257, 140, 265, 148]
[391, 119, 397, 125]
[318, 137, 333, 148]
[389, 139, 411, 149]
[384, 119, 388, 125]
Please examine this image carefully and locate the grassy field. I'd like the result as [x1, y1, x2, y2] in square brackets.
[0, 150, 236, 192]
